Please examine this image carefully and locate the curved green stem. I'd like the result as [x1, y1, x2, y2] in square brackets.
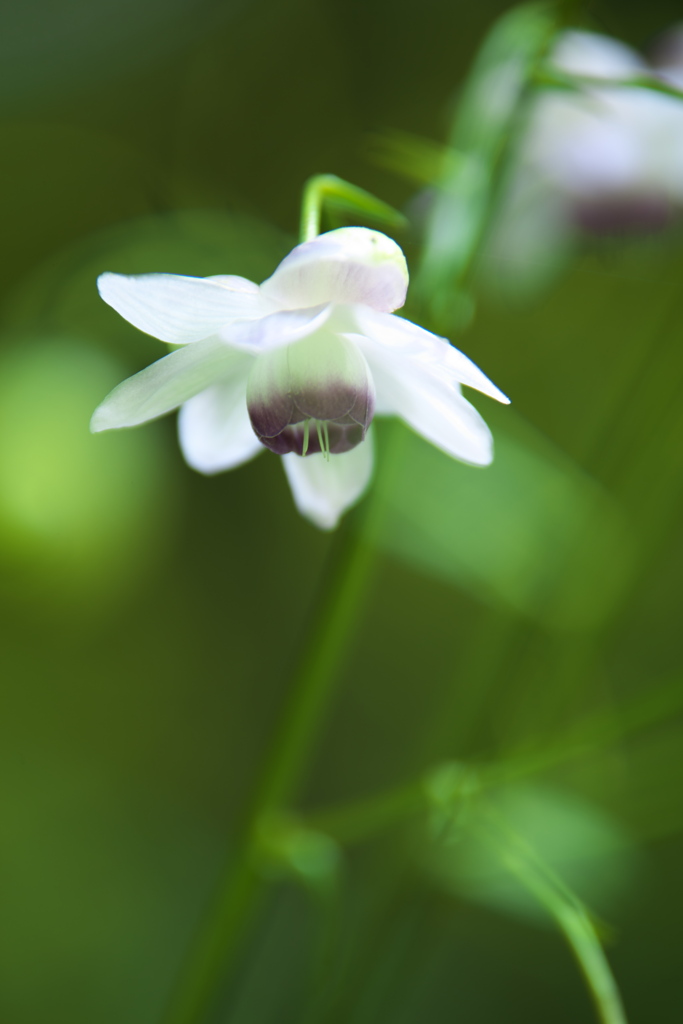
[414, 4, 558, 327]
[535, 67, 683, 101]
[308, 778, 426, 844]
[304, 664, 683, 846]
[504, 855, 627, 1024]
[299, 174, 407, 242]
[161, 519, 376, 1024]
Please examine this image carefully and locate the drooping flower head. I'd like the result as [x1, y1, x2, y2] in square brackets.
[481, 29, 683, 295]
[650, 23, 683, 90]
[531, 30, 683, 234]
[92, 227, 508, 529]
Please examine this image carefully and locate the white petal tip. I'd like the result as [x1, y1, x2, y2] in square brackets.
[90, 408, 131, 432]
[97, 271, 121, 299]
[90, 408, 109, 433]
[89, 394, 141, 433]
[306, 509, 341, 531]
[452, 441, 494, 468]
[462, 377, 510, 405]
[180, 448, 262, 477]
[282, 440, 374, 530]
[182, 458, 223, 477]
[464, 381, 511, 405]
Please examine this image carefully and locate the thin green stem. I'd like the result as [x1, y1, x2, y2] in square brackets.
[299, 174, 407, 242]
[471, 809, 627, 1024]
[161, 519, 376, 1024]
[507, 858, 628, 1024]
[308, 778, 426, 843]
[304, 666, 683, 846]
[415, 4, 558, 323]
[250, 524, 375, 815]
[299, 176, 325, 242]
[535, 66, 683, 101]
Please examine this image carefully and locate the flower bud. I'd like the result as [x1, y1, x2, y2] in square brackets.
[260, 227, 409, 313]
[247, 331, 375, 456]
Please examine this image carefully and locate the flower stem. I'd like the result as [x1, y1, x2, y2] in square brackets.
[504, 854, 628, 1024]
[414, 4, 558, 327]
[299, 174, 407, 242]
[161, 518, 376, 1024]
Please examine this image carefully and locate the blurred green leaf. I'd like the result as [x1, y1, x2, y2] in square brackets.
[368, 130, 461, 186]
[0, 336, 175, 600]
[426, 783, 638, 926]
[373, 411, 635, 631]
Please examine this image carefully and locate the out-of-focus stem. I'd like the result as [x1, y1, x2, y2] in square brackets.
[162, 172, 410, 1024]
[505, 855, 628, 1024]
[161, 519, 376, 1024]
[415, 4, 559, 328]
[305, 666, 683, 845]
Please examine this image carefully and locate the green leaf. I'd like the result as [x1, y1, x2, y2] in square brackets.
[368, 129, 462, 186]
[0, 336, 176, 601]
[426, 783, 638, 926]
[373, 411, 636, 632]
[424, 781, 632, 1020]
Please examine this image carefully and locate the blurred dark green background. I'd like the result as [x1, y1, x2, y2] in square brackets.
[2, 2, 683, 1022]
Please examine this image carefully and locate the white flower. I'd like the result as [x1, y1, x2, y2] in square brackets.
[91, 227, 508, 529]
[651, 23, 683, 90]
[528, 30, 683, 230]
[482, 30, 683, 295]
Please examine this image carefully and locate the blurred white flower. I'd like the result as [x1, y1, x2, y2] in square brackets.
[650, 23, 683, 90]
[92, 227, 508, 530]
[483, 29, 683, 293]
[533, 31, 683, 230]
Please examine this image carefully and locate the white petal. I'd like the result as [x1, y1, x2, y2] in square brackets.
[220, 304, 332, 352]
[206, 275, 261, 292]
[380, 374, 493, 465]
[178, 376, 262, 474]
[551, 30, 645, 80]
[349, 306, 509, 403]
[98, 272, 268, 344]
[260, 228, 408, 313]
[348, 326, 496, 465]
[91, 338, 252, 431]
[528, 94, 642, 196]
[282, 432, 374, 530]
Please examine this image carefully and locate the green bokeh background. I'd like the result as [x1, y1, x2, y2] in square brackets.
[2, 2, 683, 1022]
